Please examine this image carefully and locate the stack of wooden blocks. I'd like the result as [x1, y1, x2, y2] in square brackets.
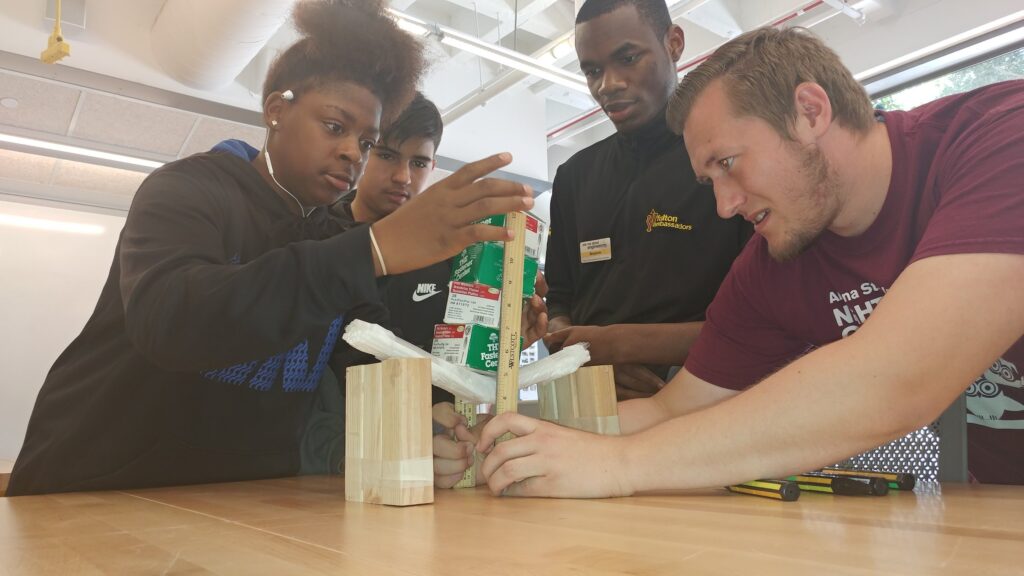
[344, 358, 434, 506]
[537, 365, 620, 435]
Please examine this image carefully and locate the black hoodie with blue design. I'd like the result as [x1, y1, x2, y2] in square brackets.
[8, 143, 380, 495]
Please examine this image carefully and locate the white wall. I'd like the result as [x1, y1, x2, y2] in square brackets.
[441, 85, 551, 181]
[0, 197, 124, 461]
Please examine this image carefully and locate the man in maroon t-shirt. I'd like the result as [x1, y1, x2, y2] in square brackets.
[472, 27, 1024, 498]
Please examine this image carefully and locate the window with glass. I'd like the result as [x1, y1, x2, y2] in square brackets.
[873, 45, 1024, 111]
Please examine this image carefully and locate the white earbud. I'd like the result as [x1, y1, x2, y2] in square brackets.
[263, 92, 314, 218]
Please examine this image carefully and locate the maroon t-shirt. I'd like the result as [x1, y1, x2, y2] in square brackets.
[686, 81, 1024, 484]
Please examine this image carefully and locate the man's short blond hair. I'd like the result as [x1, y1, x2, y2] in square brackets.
[667, 27, 874, 139]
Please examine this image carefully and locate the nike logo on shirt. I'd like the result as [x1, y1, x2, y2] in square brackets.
[412, 283, 442, 302]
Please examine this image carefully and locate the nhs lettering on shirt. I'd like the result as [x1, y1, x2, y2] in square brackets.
[201, 314, 344, 392]
[829, 282, 889, 338]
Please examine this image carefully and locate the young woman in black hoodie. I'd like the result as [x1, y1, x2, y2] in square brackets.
[8, 0, 542, 495]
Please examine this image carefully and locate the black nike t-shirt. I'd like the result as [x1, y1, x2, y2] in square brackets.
[382, 263, 452, 353]
[329, 192, 454, 404]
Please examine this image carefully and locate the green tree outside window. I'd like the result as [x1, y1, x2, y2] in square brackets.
[873, 46, 1024, 111]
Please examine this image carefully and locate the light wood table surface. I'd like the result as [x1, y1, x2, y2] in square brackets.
[1, 476, 1022, 575]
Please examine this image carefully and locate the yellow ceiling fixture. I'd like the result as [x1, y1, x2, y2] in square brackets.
[41, 0, 71, 64]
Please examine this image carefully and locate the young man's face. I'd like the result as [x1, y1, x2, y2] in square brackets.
[575, 5, 683, 133]
[683, 80, 840, 262]
[266, 82, 381, 208]
[356, 135, 436, 221]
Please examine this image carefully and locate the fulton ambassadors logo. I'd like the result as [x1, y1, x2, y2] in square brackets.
[645, 209, 693, 233]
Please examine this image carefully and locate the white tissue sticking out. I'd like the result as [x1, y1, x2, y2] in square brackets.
[342, 320, 590, 404]
[342, 320, 492, 403]
[519, 342, 590, 387]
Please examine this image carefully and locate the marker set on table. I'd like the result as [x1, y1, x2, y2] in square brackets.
[727, 468, 917, 501]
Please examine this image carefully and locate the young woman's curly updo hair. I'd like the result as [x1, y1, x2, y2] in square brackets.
[262, 0, 425, 124]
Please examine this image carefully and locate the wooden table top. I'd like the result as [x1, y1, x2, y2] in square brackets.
[2, 476, 1022, 575]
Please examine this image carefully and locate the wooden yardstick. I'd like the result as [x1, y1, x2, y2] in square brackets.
[495, 211, 526, 443]
[453, 398, 477, 488]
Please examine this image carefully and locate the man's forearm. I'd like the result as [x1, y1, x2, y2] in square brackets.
[548, 315, 572, 333]
[617, 368, 736, 435]
[622, 337, 923, 491]
[605, 322, 703, 366]
[621, 254, 1024, 493]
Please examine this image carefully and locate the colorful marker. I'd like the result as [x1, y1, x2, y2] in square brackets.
[814, 473, 889, 496]
[787, 474, 876, 496]
[819, 468, 916, 491]
[727, 479, 800, 501]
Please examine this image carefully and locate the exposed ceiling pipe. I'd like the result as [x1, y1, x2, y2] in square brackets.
[821, 0, 866, 25]
[391, 10, 588, 93]
[547, 0, 827, 142]
[151, 0, 297, 90]
[442, 71, 530, 125]
[442, 29, 580, 125]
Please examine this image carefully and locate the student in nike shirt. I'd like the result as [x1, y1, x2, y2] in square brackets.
[299, 93, 549, 476]
[335, 93, 453, 358]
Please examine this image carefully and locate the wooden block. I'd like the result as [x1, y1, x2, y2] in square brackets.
[537, 380, 559, 422]
[345, 358, 433, 506]
[344, 364, 371, 503]
[574, 366, 617, 419]
[544, 366, 620, 435]
[536, 375, 579, 422]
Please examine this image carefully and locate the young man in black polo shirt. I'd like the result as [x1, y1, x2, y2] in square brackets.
[543, 0, 752, 399]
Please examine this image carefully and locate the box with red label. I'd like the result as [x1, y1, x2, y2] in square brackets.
[450, 242, 538, 298]
[476, 211, 548, 260]
[443, 281, 501, 328]
[431, 323, 523, 374]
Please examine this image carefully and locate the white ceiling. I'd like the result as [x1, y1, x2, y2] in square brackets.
[0, 0, 1022, 212]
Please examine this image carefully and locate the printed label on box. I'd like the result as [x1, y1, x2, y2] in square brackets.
[443, 281, 501, 328]
[430, 323, 516, 374]
[431, 324, 469, 366]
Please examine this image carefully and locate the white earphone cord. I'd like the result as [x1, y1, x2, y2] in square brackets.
[264, 147, 314, 218]
[263, 88, 314, 219]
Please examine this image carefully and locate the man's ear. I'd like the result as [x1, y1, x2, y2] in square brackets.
[665, 24, 685, 63]
[793, 82, 833, 141]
